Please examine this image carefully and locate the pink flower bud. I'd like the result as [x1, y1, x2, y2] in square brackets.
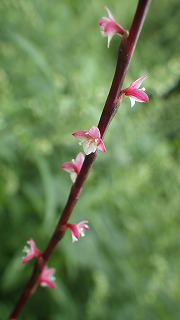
[72, 126, 106, 155]
[38, 265, 56, 289]
[99, 6, 126, 48]
[22, 239, 41, 263]
[61, 152, 85, 183]
[66, 221, 89, 243]
[120, 76, 149, 107]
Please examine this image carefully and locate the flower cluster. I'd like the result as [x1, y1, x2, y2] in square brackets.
[98, 8, 149, 108]
[22, 220, 90, 288]
[61, 126, 106, 183]
[22, 239, 56, 289]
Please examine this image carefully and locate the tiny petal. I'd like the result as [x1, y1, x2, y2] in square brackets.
[82, 140, 97, 155]
[129, 76, 147, 89]
[67, 224, 80, 242]
[75, 152, 85, 169]
[61, 161, 77, 173]
[39, 265, 56, 289]
[97, 139, 106, 153]
[129, 97, 135, 108]
[66, 220, 89, 243]
[88, 126, 101, 139]
[72, 130, 89, 141]
[104, 6, 115, 20]
[127, 89, 149, 105]
[22, 239, 41, 264]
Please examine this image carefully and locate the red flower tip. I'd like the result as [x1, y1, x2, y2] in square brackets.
[22, 239, 41, 264]
[39, 265, 56, 289]
[66, 220, 89, 243]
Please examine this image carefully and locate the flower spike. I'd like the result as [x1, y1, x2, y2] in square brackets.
[66, 221, 89, 243]
[61, 152, 85, 183]
[99, 6, 126, 48]
[72, 126, 106, 155]
[120, 76, 149, 108]
[22, 239, 41, 264]
[38, 265, 56, 289]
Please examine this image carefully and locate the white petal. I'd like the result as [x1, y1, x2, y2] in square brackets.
[129, 97, 135, 108]
[70, 172, 77, 183]
[83, 141, 97, 155]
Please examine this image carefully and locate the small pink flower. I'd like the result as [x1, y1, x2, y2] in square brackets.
[72, 126, 106, 155]
[61, 152, 85, 183]
[66, 221, 89, 243]
[120, 76, 149, 108]
[38, 265, 56, 289]
[99, 6, 126, 48]
[22, 239, 41, 263]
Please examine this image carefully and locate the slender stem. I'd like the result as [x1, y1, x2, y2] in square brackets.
[8, 1, 151, 318]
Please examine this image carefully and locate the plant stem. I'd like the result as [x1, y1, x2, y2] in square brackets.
[8, 0, 151, 318]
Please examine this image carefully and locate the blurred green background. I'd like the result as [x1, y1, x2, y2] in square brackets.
[0, 0, 180, 319]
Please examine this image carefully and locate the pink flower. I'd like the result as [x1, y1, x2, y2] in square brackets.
[22, 239, 41, 263]
[99, 6, 126, 48]
[66, 221, 89, 243]
[38, 265, 56, 289]
[120, 76, 149, 108]
[72, 126, 106, 155]
[61, 152, 85, 183]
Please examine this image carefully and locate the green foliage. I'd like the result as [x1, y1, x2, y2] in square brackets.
[0, 0, 179, 319]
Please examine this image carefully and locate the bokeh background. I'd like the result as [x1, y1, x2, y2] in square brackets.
[0, 0, 180, 319]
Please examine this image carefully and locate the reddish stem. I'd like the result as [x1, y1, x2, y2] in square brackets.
[8, 0, 151, 318]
